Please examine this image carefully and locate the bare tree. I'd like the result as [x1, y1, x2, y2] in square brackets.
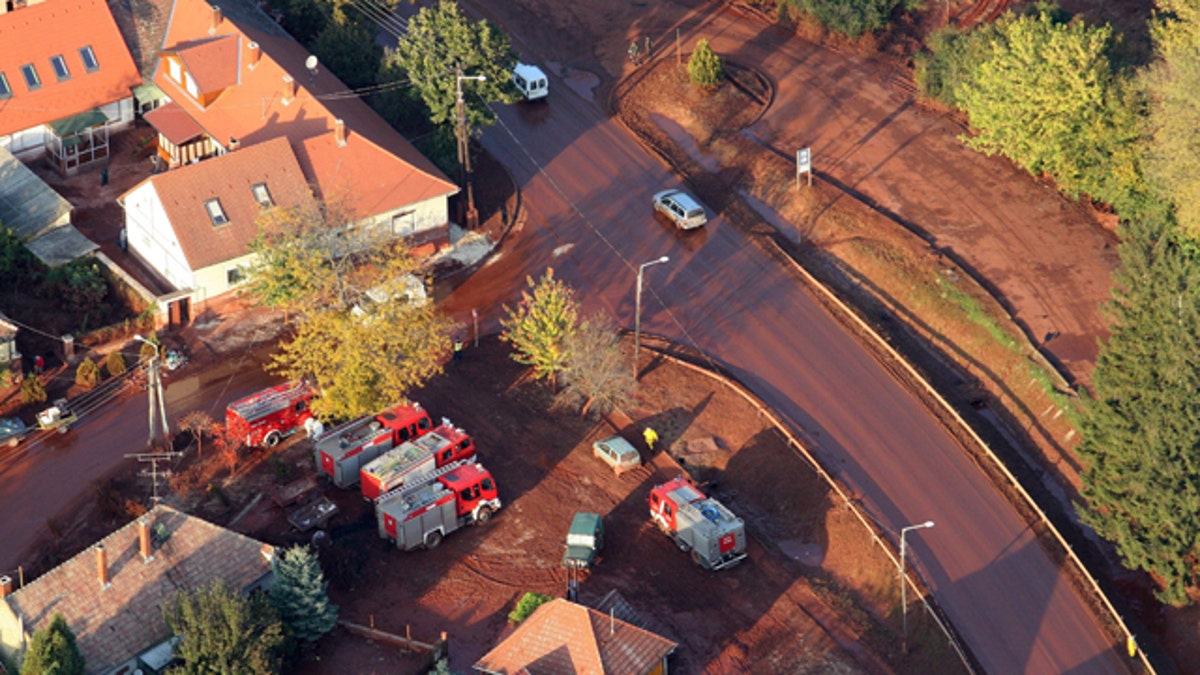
[178, 411, 215, 458]
[556, 315, 635, 417]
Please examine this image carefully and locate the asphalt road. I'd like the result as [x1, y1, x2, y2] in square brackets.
[438, 40, 1127, 675]
[0, 350, 278, 573]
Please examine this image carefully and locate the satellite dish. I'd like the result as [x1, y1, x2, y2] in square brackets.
[305, 55, 319, 74]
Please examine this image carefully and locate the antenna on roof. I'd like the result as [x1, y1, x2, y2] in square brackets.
[305, 55, 320, 83]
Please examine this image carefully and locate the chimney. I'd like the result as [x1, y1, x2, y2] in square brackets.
[334, 118, 346, 146]
[96, 545, 110, 589]
[209, 5, 222, 33]
[282, 75, 295, 104]
[138, 519, 154, 562]
[0, 575, 12, 598]
[247, 41, 261, 70]
[228, 137, 240, 152]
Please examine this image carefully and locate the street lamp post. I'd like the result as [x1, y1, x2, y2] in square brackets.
[899, 520, 935, 654]
[455, 70, 487, 229]
[634, 256, 670, 379]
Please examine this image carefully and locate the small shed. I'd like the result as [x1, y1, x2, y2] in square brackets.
[0, 147, 96, 267]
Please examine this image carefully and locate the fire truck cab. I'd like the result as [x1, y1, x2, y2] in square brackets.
[359, 423, 476, 500]
[316, 402, 433, 488]
[376, 461, 500, 551]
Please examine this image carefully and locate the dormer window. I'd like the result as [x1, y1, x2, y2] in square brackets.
[79, 46, 99, 73]
[204, 199, 228, 225]
[184, 72, 198, 98]
[0, 73, 11, 100]
[50, 55, 70, 81]
[251, 183, 273, 208]
[168, 58, 181, 84]
[20, 64, 40, 91]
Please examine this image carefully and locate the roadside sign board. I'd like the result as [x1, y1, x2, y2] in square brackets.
[796, 147, 812, 187]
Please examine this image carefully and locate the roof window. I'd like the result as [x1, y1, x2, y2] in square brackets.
[50, 55, 70, 81]
[79, 46, 99, 73]
[251, 183, 273, 208]
[204, 199, 229, 226]
[20, 64, 40, 91]
[0, 73, 11, 100]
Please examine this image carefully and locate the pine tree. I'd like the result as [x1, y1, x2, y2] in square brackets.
[500, 268, 580, 391]
[1078, 215, 1200, 605]
[20, 614, 85, 675]
[268, 546, 339, 642]
[688, 39, 724, 89]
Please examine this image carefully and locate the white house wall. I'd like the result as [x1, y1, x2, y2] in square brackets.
[191, 251, 256, 303]
[123, 182, 194, 292]
[362, 193, 449, 238]
[0, 96, 134, 158]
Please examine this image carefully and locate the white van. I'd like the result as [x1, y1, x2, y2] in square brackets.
[512, 62, 548, 101]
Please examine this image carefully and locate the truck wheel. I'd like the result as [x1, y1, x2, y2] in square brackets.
[475, 506, 493, 524]
[691, 549, 705, 567]
[7, 438, 17, 447]
[264, 431, 281, 447]
[57, 425, 69, 435]
[424, 531, 443, 549]
[675, 538, 691, 553]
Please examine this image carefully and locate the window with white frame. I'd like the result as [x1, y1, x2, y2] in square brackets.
[50, 55, 70, 81]
[20, 64, 40, 91]
[204, 199, 228, 225]
[79, 46, 99, 72]
[251, 183, 273, 208]
[390, 210, 416, 236]
[227, 266, 246, 285]
[184, 72, 198, 98]
[168, 58, 181, 83]
[0, 73, 10, 100]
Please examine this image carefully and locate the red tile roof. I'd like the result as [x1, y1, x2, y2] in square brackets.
[143, 100, 204, 144]
[124, 135, 314, 269]
[474, 599, 677, 675]
[154, 0, 457, 221]
[168, 36, 240, 93]
[3, 505, 275, 674]
[0, 0, 141, 137]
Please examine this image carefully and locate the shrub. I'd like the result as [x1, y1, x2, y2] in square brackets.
[507, 592, 553, 624]
[75, 358, 101, 389]
[688, 39, 724, 89]
[21, 376, 47, 404]
[104, 351, 127, 377]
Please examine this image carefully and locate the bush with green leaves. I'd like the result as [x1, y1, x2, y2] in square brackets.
[164, 580, 288, 675]
[21, 375, 47, 405]
[780, 0, 924, 39]
[20, 614, 84, 675]
[507, 592, 553, 624]
[1, 224, 42, 288]
[688, 39, 724, 89]
[500, 268, 580, 391]
[45, 259, 108, 314]
[75, 358, 101, 389]
[104, 350, 127, 377]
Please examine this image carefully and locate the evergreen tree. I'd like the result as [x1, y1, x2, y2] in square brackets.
[1078, 215, 1200, 605]
[268, 546, 339, 642]
[687, 39, 724, 89]
[164, 581, 287, 674]
[104, 350, 127, 377]
[20, 614, 84, 675]
[500, 268, 580, 391]
[75, 358, 101, 389]
[21, 376, 47, 405]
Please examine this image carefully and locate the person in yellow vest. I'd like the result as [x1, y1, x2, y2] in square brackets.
[643, 426, 659, 453]
[453, 337, 464, 364]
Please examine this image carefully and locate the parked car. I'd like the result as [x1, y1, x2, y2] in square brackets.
[592, 435, 642, 475]
[652, 189, 708, 230]
[563, 512, 604, 570]
[0, 417, 28, 447]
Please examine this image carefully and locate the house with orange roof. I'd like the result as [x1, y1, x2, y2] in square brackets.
[0, 0, 142, 175]
[143, 0, 456, 236]
[0, 504, 276, 675]
[474, 597, 678, 675]
[120, 136, 315, 300]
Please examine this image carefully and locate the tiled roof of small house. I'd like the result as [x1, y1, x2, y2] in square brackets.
[3, 504, 275, 674]
[474, 598, 677, 675]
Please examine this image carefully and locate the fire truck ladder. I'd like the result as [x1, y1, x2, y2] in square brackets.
[233, 382, 308, 420]
[375, 459, 474, 505]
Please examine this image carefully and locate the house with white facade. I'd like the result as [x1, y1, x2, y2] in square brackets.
[122, 0, 458, 312]
[0, 0, 141, 175]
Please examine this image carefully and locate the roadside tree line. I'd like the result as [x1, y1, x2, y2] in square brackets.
[916, 1, 1200, 604]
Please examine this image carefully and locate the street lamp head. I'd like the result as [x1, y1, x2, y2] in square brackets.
[922, 520, 935, 529]
[658, 255, 670, 264]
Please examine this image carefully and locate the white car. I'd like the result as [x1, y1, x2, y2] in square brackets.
[653, 189, 708, 230]
[592, 435, 642, 476]
[512, 62, 548, 101]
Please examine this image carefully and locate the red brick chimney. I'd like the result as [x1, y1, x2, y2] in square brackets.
[282, 75, 296, 104]
[0, 575, 12, 598]
[247, 41, 261, 70]
[96, 545, 110, 589]
[209, 5, 222, 33]
[138, 519, 154, 562]
[334, 118, 346, 146]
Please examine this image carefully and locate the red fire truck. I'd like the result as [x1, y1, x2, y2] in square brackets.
[376, 461, 500, 551]
[359, 424, 476, 500]
[314, 402, 433, 488]
[225, 380, 318, 448]
[650, 476, 747, 570]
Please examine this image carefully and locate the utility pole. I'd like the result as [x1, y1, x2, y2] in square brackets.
[456, 69, 486, 230]
[125, 450, 183, 504]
